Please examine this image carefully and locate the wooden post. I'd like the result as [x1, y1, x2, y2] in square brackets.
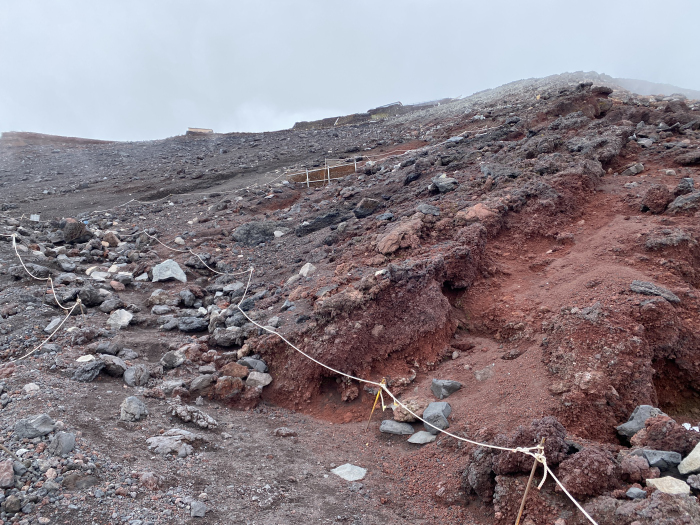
[515, 438, 546, 525]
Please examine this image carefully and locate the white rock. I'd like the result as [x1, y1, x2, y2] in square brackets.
[23, 383, 40, 394]
[152, 259, 187, 283]
[646, 476, 691, 495]
[273, 231, 286, 238]
[679, 442, 700, 475]
[246, 371, 272, 388]
[44, 317, 62, 334]
[107, 309, 133, 330]
[174, 237, 186, 245]
[331, 463, 366, 481]
[407, 431, 437, 444]
[299, 262, 316, 277]
[89, 271, 111, 281]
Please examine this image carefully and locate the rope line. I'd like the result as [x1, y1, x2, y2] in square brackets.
[231, 267, 598, 525]
[116, 231, 597, 524]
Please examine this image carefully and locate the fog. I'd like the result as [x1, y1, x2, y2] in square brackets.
[1, 0, 699, 141]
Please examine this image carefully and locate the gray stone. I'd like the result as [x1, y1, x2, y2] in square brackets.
[268, 316, 282, 328]
[431, 175, 458, 193]
[417, 204, 440, 216]
[331, 463, 366, 481]
[643, 450, 682, 470]
[101, 355, 127, 377]
[423, 402, 451, 435]
[637, 138, 654, 148]
[211, 327, 244, 347]
[151, 305, 174, 315]
[78, 286, 103, 307]
[118, 348, 139, 360]
[407, 431, 437, 444]
[246, 371, 272, 388]
[47, 431, 76, 456]
[12, 461, 26, 475]
[190, 500, 207, 518]
[376, 212, 394, 221]
[223, 282, 244, 293]
[616, 405, 666, 438]
[232, 221, 281, 246]
[379, 420, 415, 435]
[162, 380, 185, 394]
[146, 428, 200, 458]
[169, 402, 218, 429]
[179, 289, 196, 307]
[9, 263, 51, 279]
[189, 374, 214, 392]
[238, 357, 268, 373]
[621, 162, 644, 176]
[152, 259, 187, 283]
[107, 309, 133, 330]
[178, 317, 208, 332]
[431, 379, 462, 399]
[630, 281, 680, 304]
[4, 494, 21, 513]
[14, 414, 55, 438]
[99, 298, 125, 313]
[124, 364, 150, 387]
[113, 272, 133, 285]
[626, 487, 647, 499]
[120, 396, 148, 422]
[353, 198, 381, 219]
[160, 349, 186, 369]
[674, 178, 694, 196]
[44, 317, 62, 334]
[72, 359, 105, 382]
[667, 191, 700, 213]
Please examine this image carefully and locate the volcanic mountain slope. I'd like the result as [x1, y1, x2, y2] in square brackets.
[0, 71, 699, 524]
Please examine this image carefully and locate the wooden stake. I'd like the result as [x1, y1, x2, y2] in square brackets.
[515, 438, 545, 525]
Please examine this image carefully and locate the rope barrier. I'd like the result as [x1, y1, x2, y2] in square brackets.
[94, 230, 597, 524]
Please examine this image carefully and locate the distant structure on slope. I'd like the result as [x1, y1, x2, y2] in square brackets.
[186, 127, 214, 135]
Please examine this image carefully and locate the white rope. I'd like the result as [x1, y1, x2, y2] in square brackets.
[232, 269, 598, 525]
[142, 232, 252, 277]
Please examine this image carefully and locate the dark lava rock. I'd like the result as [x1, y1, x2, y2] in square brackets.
[124, 364, 150, 387]
[72, 359, 105, 382]
[14, 414, 55, 439]
[667, 191, 700, 213]
[630, 280, 680, 304]
[295, 210, 351, 237]
[177, 317, 208, 332]
[431, 379, 462, 399]
[232, 221, 281, 246]
[353, 198, 381, 218]
[617, 405, 667, 438]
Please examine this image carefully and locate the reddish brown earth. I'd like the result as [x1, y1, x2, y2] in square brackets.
[0, 72, 700, 524]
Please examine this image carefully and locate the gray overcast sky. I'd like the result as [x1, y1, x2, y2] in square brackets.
[1, 0, 699, 141]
